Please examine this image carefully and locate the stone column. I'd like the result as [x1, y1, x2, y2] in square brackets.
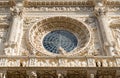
[0, 71, 7, 78]
[4, 6, 23, 56]
[95, 3, 115, 56]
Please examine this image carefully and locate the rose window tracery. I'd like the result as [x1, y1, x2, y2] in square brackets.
[28, 16, 91, 56]
[43, 30, 78, 53]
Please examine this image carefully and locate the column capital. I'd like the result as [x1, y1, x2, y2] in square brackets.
[10, 6, 23, 18]
[94, 3, 107, 17]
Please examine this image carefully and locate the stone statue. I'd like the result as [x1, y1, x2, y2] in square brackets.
[81, 61, 87, 67]
[4, 46, 14, 56]
[102, 59, 108, 67]
[57, 73, 64, 78]
[88, 58, 96, 67]
[31, 71, 37, 78]
[109, 61, 113, 67]
[97, 61, 101, 67]
[113, 28, 120, 48]
[58, 47, 67, 55]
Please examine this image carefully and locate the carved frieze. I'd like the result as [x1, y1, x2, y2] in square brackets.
[0, 56, 118, 67]
[24, 7, 94, 12]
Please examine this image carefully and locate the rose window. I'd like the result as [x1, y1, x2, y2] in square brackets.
[28, 16, 91, 56]
[43, 30, 78, 54]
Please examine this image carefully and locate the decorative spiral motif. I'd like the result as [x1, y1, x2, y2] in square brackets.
[43, 30, 78, 53]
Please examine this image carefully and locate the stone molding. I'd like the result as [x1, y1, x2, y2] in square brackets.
[0, 56, 119, 67]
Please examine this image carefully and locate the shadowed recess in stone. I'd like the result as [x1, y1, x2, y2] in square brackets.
[43, 30, 78, 54]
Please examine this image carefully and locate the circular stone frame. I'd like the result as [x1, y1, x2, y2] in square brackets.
[27, 16, 91, 56]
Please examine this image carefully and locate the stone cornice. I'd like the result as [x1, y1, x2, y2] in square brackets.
[0, 0, 15, 8]
[23, 0, 95, 7]
[103, 0, 120, 6]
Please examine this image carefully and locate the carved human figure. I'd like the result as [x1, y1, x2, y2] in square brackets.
[30, 71, 37, 78]
[58, 47, 67, 55]
[44, 60, 50, 66]
[59, 59, 68, 67]
[109, 61, 113, 67]
[73, 60, 81, 67]
[116, 59, 120, 67]
[4, 46, 14, 56]
[81, 61, 87, 67]
[108, 28, 120, 56]
[88, 58, 96, 67]
[113, 28, 120, 48]
[58, 73, 64, 78]
[102, 59, 108, 67]
[97, 61, 101, 67]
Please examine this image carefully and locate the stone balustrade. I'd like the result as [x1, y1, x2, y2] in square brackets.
[0, 56, 119, 67]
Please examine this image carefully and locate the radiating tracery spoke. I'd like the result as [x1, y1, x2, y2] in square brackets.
[43, 30, 78, 54]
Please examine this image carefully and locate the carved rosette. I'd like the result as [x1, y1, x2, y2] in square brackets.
[27, 16, 91, 56]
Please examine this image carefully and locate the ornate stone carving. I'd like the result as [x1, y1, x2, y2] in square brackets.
[94, 3, 107, 17]
[110, 26, 120, 56]
[58, 47, 67, 55]
[87, 58, 96, 67]
[24, 0, 94, 7]
[96, 61, 102, 67]
[102, 59, 108, 67]
[27, 16, 91, 56]
[24, 7, 94, 12]
[10, 6, 22, 17]
[85, 17, 97, 30]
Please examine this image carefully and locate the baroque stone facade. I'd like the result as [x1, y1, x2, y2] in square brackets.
[0, 0, 120, 78]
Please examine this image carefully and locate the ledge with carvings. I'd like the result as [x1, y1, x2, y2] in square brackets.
[0, 56, 119, 68]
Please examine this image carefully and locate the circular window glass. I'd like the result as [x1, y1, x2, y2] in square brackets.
[43, 30, 78, 54]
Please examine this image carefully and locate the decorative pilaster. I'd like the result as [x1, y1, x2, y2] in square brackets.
[4, 6, 23, 56]
[94, 2, 115, 56]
